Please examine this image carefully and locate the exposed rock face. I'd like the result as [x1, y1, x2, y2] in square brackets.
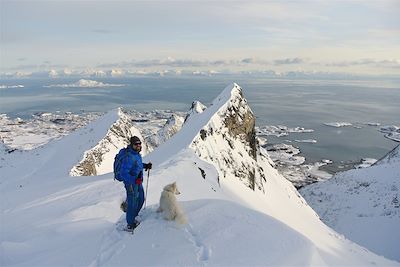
[189, 84, 267, 191]
[70, 108, 148, 176]
[223, 90, 257, 160]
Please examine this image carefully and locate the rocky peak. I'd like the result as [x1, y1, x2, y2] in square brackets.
[189, 83, 267, 191]
[184, 101, 207, 123]
[70, 108, 148, 176]
[222, 87, 257, 160]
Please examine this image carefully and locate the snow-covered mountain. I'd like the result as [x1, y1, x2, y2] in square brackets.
[70, 108, 149, 176]
[189, 84, 264, 191]
[152, 84, 265, 191]
[148, 114, 184, 147]
[184, 100, 207, 123]
[0, 84, 398, 266]
[44, 79, 125, 88]
[374, 144, 400, 166]
[301, 144, 400, 262]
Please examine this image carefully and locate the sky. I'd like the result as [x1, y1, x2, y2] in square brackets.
[1, 0, 399, 76]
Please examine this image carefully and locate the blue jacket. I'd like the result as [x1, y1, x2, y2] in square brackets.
[120, 146, 143, 185]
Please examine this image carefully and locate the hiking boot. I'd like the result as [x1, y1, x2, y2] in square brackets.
[127, 220, 140, 230]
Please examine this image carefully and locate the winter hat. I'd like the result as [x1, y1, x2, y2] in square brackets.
[130, 136, 141, 145]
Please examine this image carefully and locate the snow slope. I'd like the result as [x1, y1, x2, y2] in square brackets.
[301, 145, 400, 262]
[1, 84, 398, 266]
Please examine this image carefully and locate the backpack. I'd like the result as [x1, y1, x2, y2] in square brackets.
[113, 147, 129, 182]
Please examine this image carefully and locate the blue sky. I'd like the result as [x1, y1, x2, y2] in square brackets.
[1, 0, 399, 75]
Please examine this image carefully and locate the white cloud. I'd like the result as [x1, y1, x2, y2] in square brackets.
[110, 69, 124, 77]
[326, 59, 400, 68]
[48, 70, 58, 78]
[62, 68, 73, 76]
[220, 2, 329, 22]
[2, 1, 399, 76]
[274, 58, 305, 65]
[81, 69, 107, 78]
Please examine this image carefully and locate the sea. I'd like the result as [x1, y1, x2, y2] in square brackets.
[1, 75, 399, 172]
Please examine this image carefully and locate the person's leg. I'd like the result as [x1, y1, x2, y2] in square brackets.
[134, 185, 145, 220]
[125, 183, 134, 226]
[138, 185, 145, 212]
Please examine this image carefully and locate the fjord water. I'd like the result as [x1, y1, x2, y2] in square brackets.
[0, 76, 399, 165]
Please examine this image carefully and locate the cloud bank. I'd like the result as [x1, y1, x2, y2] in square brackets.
[43, 79, 125, 88]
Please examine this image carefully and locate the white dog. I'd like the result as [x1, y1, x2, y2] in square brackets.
[157, 182, 187, 224]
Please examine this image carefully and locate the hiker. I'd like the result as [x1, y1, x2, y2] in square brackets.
[119, 136, 152, 230]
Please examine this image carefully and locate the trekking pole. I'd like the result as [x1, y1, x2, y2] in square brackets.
[144, 169, 150, 209]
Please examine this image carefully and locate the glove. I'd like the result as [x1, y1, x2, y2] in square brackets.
[144, 162, 152, 171]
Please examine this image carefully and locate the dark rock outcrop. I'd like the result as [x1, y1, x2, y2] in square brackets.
[190, 84, 268, 191]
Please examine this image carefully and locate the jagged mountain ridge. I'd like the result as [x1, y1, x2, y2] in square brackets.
[145, 83, 397, 265]
[147, 83, 268, 191]
[70, 108, 148, 176]
[69, 83, 264, 191]
[69, 109, 185, 177]
[188, 84, 264, 191]
[0, 83, 398, 266]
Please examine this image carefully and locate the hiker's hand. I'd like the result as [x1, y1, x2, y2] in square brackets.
[144, 162, 152, 170]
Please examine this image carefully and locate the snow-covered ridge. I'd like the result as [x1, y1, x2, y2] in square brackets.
[70, 108, 149, 176]
[188, 83, 266, 190]
[147, 82, 398, 265]
[1, 83, 398, 266]
[44, 79, 125, 88]
[301, 144, 400, 261]
[147, 83, 266, 191]
[70, 108, 187, 176]
[374, 144, 400, 165]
